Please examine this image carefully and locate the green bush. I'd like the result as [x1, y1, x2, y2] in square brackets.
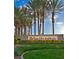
[14, 37, 21, 44]
[18, 40, 64, 44]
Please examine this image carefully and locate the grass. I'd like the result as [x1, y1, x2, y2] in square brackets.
[14, 43, 64, 59]
[23, 49, 64, 59]
[14, 43, 64, 55]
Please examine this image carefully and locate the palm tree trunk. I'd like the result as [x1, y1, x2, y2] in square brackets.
[52, 12, 55, 35]
[15, 26, 17, 36]
[18, 26, 20, 36]
[34, 11, 36, 35]
[24, 25, 26, 35]
[42, 8, 44, 35]
[39, 19, 41, 35]
[37, 10, 40, 35]
[39, 9, 42, 35]
[28, 27, 30, 35]
[31, 26, 32, 35]
[20, 25, 23, 36]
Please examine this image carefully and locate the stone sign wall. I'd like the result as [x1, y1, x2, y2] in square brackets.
[28, 34, 64, 40]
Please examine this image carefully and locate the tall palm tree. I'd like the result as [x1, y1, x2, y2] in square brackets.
[14, 7, 22, 36]
[51, 0, 64, 35]
[27, 18, 32, 35]
[14, 7, 19, 36]
[23, 13, 33, 35]
[30, 0, 36, 35]
[30, 0, 46, 35]
[37, 9, 40, 35]
[30, 0, 42, 35]
[15, 5, 33, 37]
[40, 0, 46, 35]
[20, 6, 33, 36]
[21, 7, 29, 35]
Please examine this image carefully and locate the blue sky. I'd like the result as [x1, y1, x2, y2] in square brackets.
[14, 0, 64, 35]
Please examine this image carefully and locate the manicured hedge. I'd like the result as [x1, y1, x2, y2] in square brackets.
[15, 40, 64, 44]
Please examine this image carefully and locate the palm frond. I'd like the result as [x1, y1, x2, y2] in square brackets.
[51, 0, 64, 13]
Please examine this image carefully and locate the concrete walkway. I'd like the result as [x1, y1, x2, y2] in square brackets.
[14, 56, 21, 59]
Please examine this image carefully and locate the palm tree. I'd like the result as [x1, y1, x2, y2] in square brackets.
[14, 7, 22, 36]
[15, 7, 27, 36]
[30, 0, 46, 35]
[30, 0, 42, 35]
[30, 0, 37, 35]
[51, 0, 64, 35]
[20, 7, 29, 36]
[14, 7, 19, 36]
[27, 18, 32, 35]
[23, 13, 33, 35]
[21, 6, 33, 36]
[14, 4, 33, 38]
[40, 0, 46, 35]
[37, 9, 40, 35]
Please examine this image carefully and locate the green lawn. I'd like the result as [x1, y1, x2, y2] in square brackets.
[23, 49, 64, 59]
[15, 43, 64, 59]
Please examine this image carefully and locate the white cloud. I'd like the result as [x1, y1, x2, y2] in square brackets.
[46, 14, 58, 22]
[61, 26, 64, 34]
[23, 5, 27, 8]
[54, 15, 58, 20]
[56, 22, 63, 25]
[19, 5, 22, 9]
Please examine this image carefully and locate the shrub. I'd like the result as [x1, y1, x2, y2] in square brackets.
[18, 39, 64, 44]
[14, 37, 21, 44]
